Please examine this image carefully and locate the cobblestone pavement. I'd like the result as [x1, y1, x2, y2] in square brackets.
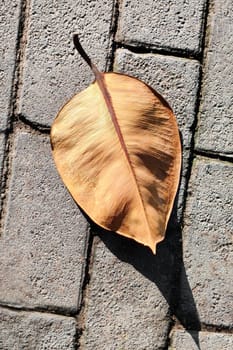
[0, 1, 232, 349]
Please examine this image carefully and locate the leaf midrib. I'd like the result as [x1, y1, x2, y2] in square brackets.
[95, 72, 152, 237]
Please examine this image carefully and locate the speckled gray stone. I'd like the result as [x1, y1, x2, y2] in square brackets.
[0, 307, 76, 350]
[114, 49, 200, 215]
[80, 235, 175, 350]
[196, 0, 233, 155]
[19, 0, 115, 127]
[169, 330, 233, 350]
[0, 1, 20, 130]
[116, 0, 206, 54]
[0, 132, 89, 312]
[179, 158, 233, 327]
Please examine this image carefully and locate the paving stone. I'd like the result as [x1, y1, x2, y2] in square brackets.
[169, 329, 233, 350]
[19, 0, 115, 127]
[0, 1, 20, 130]
[0, 306, 76, 350]
[196, 0, 233, 154]
[179, 158, 233, 327]
[116, 0, 206, 54]
[80, 234, 177, 350]
[114, 49, 200, 215]
[0, 132, 89, 312]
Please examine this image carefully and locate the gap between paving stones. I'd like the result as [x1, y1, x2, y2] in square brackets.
[114, 42, 201, 61]
[0, 303, 76, 319]
[197, 324, 233, 334]
[195, 150, 233, 163]
[106, 0, 120, 72]
[172, 324, 233, 335]
[75, 233, 96, 349]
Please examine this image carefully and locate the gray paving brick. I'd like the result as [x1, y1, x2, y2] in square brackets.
[0, 132, 89, 312]
[19, 0, 114, 127]
[0, 306, 76, 350]
[114, 49, 200, 215]
[80, 236, 175, 350]
[0, 1, 20, 130]
[179, 158, 233, 327]
[196, 0, 233, 154]
[116, 0, 206, 54]
[169, 330, 233, 350]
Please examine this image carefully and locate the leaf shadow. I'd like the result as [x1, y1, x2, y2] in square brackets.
[91, 200, 201, 349]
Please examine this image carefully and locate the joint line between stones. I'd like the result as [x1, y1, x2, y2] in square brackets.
[16, 114, 51, 135]
[194, 149, 233, 164]
[113, 41, 201, 62]
[75, 229, 95, 349]
[106, 0, 120, 72]
[0, 303, 76, 318]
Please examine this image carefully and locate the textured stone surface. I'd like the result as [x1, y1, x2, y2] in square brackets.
[0, 307, 76, 350]
[0, 1, 20, 130]
[19, 0, 114, 127]
[196, 0, 233, 154]
[169, 330, 233, 350]
[115, 49, 200, 213]
[0, 132, 89, 312]
[116, 0, 206, 54]
[179, 158, 233, 327]
[80, 234, 176, 350]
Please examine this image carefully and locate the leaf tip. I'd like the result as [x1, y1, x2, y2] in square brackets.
[148, 242, 157, 255]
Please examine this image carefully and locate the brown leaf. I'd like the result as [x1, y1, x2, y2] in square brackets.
[50, 35, 181, 254]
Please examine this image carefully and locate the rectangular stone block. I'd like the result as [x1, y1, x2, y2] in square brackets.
[0, 1, 20, 130]
[19, 0, 115, 127]
[114, 49, 200, 215]
[0, 306, 76, 350]
[196, 0, 233, 154]
[179, 158, 233, 327]
[169, 329, 233, 350]
[0, 132, 89, 312]
[80, 234, 175, 350]
[116, 0, 207, 54]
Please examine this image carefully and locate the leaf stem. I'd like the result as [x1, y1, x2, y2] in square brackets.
[73, 34, 100, 78]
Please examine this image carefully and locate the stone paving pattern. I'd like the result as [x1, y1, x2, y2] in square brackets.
[0, 0, 232, 349]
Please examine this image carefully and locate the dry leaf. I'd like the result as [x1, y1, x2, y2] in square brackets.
[50, 34, 181, 254]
